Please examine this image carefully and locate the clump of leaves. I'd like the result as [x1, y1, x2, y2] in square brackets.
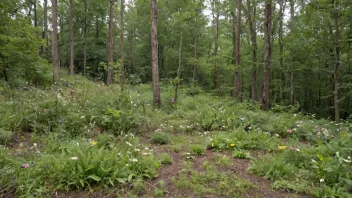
[233, 150, 250, 159]
[216, 154, 232, 167]
[150, 132, 169, 145]
[159, 153, 173, 165]
[0, 129, 12, 145]
[189, 144, 205, 156]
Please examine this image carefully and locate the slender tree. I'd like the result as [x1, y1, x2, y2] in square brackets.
[333, 0, 340, 121]
[120, 0, 125, 89]
[52, 0, 60, 80]
[246, 0, 258, 101]
[233, 0, 241, 98]
[213, 0, 222, 96]
[262, 0, 272, 110]
[69, 0, 74, 75]
[107, 0, 114, 85]
[289, 0, 294, 105]
[41, 0, 48, 56]
[151, 0, 161, 106]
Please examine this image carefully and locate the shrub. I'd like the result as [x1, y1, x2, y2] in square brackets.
[158, 153, 172, 164]
[0, 129, 12, 145]
[150, 132, 169, 145]
[189, 144, 205, 156]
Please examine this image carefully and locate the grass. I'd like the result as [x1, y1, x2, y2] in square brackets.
[0, 73, 351, 197]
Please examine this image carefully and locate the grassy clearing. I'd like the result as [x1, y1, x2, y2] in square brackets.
[0, 73, 351, 197]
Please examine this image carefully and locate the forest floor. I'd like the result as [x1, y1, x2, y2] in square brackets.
[1, 74, 351, 197]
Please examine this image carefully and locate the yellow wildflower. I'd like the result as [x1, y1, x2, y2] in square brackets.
[91, 141, 98, 146]
[278, 146, 287, 150]
[230, 143, 235, 147]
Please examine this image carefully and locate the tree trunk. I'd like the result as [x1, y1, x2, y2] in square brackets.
[107, 0, 114, 85]
[279, 0, 285, 103]
[52, 0, 60, 81]
[69, 0, 74, 75]
[33, 0, 37, 27]
[214, 0, 222, 96]
[41, 0, 48, 55]
[151, 0, 161, 107]
[247, 0, 257, 101]
[234, 0, 241, 98]
[193, 34, 197, 84]
[120, 0, 125, 90]
[290, 0, 294, 105]
[175, 32, 182, 103]
[262, 0, 272, 110]
[333, 0, 340, 121]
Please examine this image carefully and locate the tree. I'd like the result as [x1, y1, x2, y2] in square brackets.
[52, 0, 60, 80]
[151, 0, 161, 106]
[245, 0, 258, 101]
[233, 0, 241, 98]
[69, 0, 74, 75]
[333, 0, 340, 121]
[107, 0, 114, 85]
[289, 0, 294, 105]
[262, 0, 272, 110]
[120, 0, 125, 89]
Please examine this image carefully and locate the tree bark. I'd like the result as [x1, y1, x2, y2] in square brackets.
[175, 32, 182, 103]
[214, 0, 222, 96]
[107, 0, 114, 85]
[34, 0, 37, 27]
[246, 0, 257, 101]
[262, 0, 272, 110]
[290, 0, 294, 105]
[333, 0, 340, 121]
[69, 0, 74, 75]
[234, 0, 242, 98]
[151, 0, 161, 107]
[120, 0, 125, 90]
[52, 0, 60, 81]
[41, 0, 48, 56]
[193, 34, 197, 84]
[279, 0, 285, 103]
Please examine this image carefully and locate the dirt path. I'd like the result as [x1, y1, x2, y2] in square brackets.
[147, 143, 312, 198]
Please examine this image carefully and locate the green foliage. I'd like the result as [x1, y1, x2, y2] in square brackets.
[158, 153, 173, 165]
[189, 144, 205, 156]
[233, 150, 251, 159]
[0, 129, 12, 145]
[150, 132, 169, 145]
[0, 134, 158, 196]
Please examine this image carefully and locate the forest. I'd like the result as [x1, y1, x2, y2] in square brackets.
[0, 0, 352, 197]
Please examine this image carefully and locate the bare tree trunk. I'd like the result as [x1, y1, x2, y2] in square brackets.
[69, 0, 74, 75]
[107, 0, 114, 85]
[151, 0, 161, 107]
[290, 0, 294, 105]
[193, 34, 197, 84]
[175, 32, 182, 103]
[84, 45, 86, 77]
[33, 0, 37, 27]
[41, 0, 48, 55]
[214, 0, 222, 96]
[333, 0, 340, 121]
[52, 0, 60, 81]
[279, 0, 285, 103]
[120, 0, 125, 90]
[234, 0, 241, 98]
[246, 0, 257, 101]
[262, 0, 272, 110]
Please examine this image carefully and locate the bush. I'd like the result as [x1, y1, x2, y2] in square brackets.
[0, 129, 12, 145]
[189, 144, 205, 156]
[158, 153, 173, 164]
[150, 132, 169, 145]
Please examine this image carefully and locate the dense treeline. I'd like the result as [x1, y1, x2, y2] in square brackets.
[0, 0, 352, 120]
